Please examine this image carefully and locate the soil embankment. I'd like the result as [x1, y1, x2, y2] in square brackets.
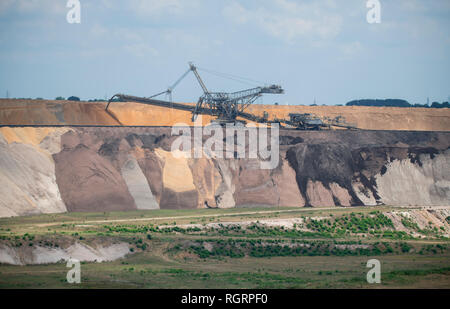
[1, 99, 449, 131]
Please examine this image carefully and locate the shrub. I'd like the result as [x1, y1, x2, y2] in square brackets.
[400, 242, 412, 253]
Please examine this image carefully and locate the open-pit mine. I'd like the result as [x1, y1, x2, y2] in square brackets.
[0, 98, 449, 289]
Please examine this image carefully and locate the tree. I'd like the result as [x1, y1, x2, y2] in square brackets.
[68, 96, 80, 101]
[346, 99, 410, 107]
[55, 96, 65, 100]
[431, 102, 450, 108]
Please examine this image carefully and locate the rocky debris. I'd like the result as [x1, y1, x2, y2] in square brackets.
[161, 217, 306, 230]
[385, 208, 450, 237]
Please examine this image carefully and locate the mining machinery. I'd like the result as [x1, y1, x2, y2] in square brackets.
[106, 62, 356, 130]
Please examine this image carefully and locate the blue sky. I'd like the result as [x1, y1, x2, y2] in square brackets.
[0, 0, 449, 105]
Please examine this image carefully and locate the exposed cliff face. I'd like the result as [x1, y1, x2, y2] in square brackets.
[286, 143, 449, 207]
[0, 127, 448, 217]
[285, 131, 449, 207]
[53, 143, 137, 212]
[373, 150, 449, 206]
[0, 128, 68, 217]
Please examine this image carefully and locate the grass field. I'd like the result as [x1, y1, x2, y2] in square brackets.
[0, 206, 449, 289]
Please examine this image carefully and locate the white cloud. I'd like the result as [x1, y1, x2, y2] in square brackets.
[111, 28, 160, 57]
[129, 0, 199, 17]
[99, 0, 114, 9]
[222, 0, 343, 44]
[340, 41, 363, 56]
[0, 0, 65, 15]
[115, 28, 144, 42]
[124, 43, 159, 57]
[90, 24, 108, 37]
[399, 0, 426, 12]
[398, 0, 450, 12]
[161, 28, 211, 52]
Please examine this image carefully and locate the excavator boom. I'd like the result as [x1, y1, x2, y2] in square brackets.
[105, 63, 355, 130]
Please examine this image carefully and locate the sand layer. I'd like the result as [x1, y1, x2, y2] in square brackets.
[1, 99, 449, 131]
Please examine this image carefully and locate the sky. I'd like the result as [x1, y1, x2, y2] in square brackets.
[0, 0, 449, 106]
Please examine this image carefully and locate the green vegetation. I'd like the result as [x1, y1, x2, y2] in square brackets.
[67, 96, 80, 101]
[306, 211, 393, 234]
[0, 206, 448, 289]
[183, 239, 446, 259]
[346, 99, 449, 108]
[401, 217, 419, 230]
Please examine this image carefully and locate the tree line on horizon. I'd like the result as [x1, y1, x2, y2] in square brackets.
[2, 96, 449, 108]
[345, 99, 449, 108]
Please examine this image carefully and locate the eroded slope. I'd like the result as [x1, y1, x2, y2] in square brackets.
[0, 127, 448, 216]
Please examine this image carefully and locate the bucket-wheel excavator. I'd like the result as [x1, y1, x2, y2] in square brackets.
[106, 62, 356, 130]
